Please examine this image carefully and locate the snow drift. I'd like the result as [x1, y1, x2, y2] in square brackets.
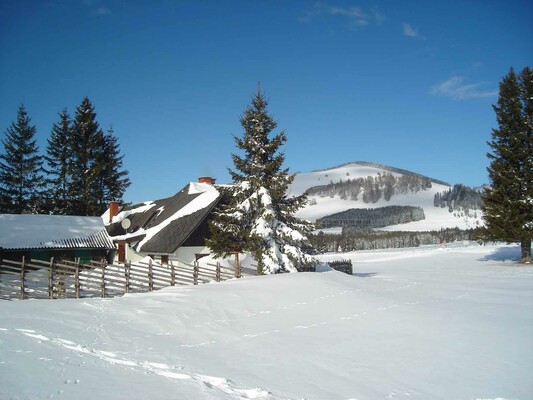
[1, 244, 532, 399]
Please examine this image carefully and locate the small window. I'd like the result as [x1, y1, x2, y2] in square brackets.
[161, 255, 169, 265]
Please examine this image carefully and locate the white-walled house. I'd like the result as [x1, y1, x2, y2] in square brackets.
[103, 178, 222, 265]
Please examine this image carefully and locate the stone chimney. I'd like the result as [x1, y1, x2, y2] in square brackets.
[109, 201, 120, 223]
[198, 177, 216, 185]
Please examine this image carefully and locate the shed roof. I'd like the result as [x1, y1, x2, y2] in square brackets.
[0, 214, 115, 250]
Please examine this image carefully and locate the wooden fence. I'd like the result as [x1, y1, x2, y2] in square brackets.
[0, 257, 241, 301]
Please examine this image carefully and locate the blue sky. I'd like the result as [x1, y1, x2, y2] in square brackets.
[1, 0, 531, 203]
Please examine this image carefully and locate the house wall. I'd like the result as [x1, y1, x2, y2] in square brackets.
[120, 244, 210, 265]
[175, 246, 210, 264]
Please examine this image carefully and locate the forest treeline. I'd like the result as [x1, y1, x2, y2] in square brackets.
[317, 206, 425, 230]
[309, 228, 479, 253]
[434, 184, 483, 215]
[0, 98, 130, 216]
[307, 172, 433, 203]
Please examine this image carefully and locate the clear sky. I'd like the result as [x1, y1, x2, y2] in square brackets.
[1, 0, 531, 203]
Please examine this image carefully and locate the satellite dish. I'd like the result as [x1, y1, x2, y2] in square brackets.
[121, 218, 131, 230]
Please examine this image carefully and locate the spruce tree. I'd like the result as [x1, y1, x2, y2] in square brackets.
[93, 126, 131, 215]
[69, 97, 105, 216]
[44, 108, 72, 214]
[208, 87, 315, 274]
[481, 67, 533, 263]
[0, 105, 44, 213]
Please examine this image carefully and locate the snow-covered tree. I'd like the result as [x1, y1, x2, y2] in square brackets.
[481, 67, 533, 263]
[209, 88, 316, 274]
[0, 105, 44, 213]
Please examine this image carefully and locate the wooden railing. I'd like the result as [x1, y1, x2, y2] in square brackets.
[0, 257, 241, 301]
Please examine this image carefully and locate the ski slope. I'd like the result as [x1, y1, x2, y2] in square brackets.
[289, 162, 483, 231]
[1, 244, 532, 400]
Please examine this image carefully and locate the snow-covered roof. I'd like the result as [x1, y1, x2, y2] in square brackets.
[0, 214, 115, 250]
[105, 182, 221, 253]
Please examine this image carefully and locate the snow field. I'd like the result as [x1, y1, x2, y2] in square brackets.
[1, 244, 532, 399]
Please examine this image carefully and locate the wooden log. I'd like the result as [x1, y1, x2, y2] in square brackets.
[20, 256, 26, 300]
[48, 257, 54, 299]
[234, 253, 241, 278]
[148, 259, 153, 291]
[75, 258, 81, 299]
[216, 262, 221, 282]
[170, 261, 176, 286]
[100, 259, 106, 298]
[193, 262, 199, 285]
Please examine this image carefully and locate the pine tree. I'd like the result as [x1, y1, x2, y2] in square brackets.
[481, 67, 533, 263]
[44, 108, 72, 214]
[208, 87, 316, 274]
[0, 105, 44, 213]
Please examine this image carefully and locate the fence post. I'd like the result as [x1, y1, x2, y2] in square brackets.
[216, 262, 221, 282]
[170, 261, 175, 286]
[75, 258, 80, 299]
[100, 259, 106, 298]
[234, 253, 241, 278]
[193, 261, 199, 285]
[125, 261, 130, 294]
[20, 256, 26, 300]
[148, 259, 153, 291]
[48, 257, 55, 299]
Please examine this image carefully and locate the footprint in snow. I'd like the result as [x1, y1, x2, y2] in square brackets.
[296, 322, 327, 329]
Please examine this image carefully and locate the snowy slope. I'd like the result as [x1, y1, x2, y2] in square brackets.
[1, 244, 532, 400]
[289, 161, 483, 231]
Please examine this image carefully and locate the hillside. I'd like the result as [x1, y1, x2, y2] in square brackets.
[1, 244, 531, 400]
[288, 161, 483, 232]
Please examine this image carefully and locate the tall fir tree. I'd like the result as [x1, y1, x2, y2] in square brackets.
[44, 108, 72, 214]
[481, 67, 533, 263]
[92, 126, 131, 215]
[68, 98, 130, 216]
[208, 87, 315, 274]
[69, 97, 105, 216]
[0, 105, 44, 213]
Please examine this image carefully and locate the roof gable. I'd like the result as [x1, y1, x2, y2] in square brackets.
[105, 182, 221, 253]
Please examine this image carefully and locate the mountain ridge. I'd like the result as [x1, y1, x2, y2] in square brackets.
[290, 161, 483, 232]
[307, 161, 450, 186]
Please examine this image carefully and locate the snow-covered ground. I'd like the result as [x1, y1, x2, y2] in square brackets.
[1, 244, 532, 399]
[289, 162, 483, 231]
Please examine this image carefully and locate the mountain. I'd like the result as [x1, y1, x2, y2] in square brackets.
[288, 161, 483, 232]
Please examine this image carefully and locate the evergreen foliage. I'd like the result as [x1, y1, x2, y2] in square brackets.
[481, 67, 533, 263]
[208, 88, 315, 274]
[310, 228, 478, 253]
[317, 206, 425, 230]
[44, 108, 72, 214]
[69, 97, 102, 215]
[1, 99, 129, 216]
[434, 184, 483, 215]
[307, 172, 432, 203]
[95, 127, 131, 214]
[0, 105, 44, 213]
[67, 98, 130, 216]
